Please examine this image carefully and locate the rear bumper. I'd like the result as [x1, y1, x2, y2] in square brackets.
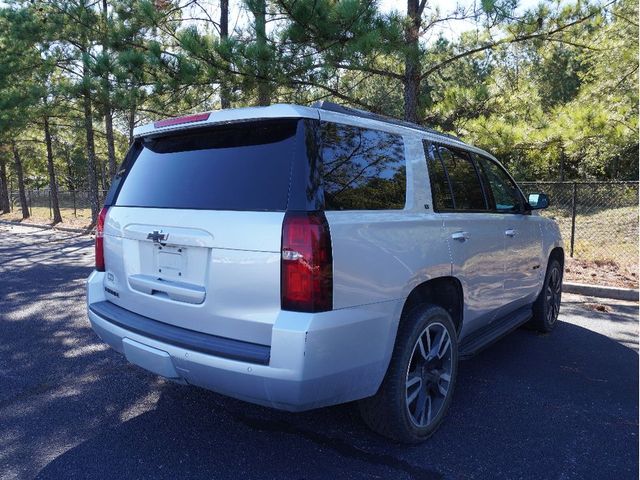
[89, 300, 271, 365]
[87, 271, 401, 411]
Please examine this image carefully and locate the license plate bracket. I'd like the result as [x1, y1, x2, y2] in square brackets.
[155, 245, 186, 280]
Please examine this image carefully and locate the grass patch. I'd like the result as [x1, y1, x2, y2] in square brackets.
[0, 207, 93, 229]
[542, 205, 638, 270]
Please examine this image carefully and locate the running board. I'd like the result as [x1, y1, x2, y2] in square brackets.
[459, 306, 533, 360]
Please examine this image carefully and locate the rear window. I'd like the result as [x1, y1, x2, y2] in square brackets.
[112, 119, 299, 211]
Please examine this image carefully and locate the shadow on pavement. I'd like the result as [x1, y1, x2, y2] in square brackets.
[1, 228, 637, 480]
[34, 320, 638, 480]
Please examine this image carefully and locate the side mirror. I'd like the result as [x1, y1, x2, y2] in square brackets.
[527, 192, 549, 210]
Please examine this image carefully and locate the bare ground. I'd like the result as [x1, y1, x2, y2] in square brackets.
[564, 257, 639, 289]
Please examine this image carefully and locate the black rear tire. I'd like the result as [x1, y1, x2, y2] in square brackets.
[358, 305, 458, 443]
[529, 257, 563, 332]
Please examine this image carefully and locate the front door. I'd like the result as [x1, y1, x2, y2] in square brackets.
[474, 155, 544, 314]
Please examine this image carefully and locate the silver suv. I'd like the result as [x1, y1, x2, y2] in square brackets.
[87, 102, 563, 443]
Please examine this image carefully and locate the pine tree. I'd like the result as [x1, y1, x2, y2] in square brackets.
[38, 0, 102, 223]
[0, 5, 43, 219]
[100, 0, 117, 180]
[11, 142, 29, 219]
[246, 0, 270, 106]
[0, 156, 9, 214]
[43, 113, 62, 223]
[220, 0, 231, 109]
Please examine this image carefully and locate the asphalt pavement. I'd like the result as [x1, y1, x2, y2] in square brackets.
[0, 224, 637, 480]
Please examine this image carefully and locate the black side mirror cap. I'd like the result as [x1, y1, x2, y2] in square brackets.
[527, 192, 550, 210]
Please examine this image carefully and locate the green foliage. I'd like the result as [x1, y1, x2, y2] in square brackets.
[0, 0, 637, 210]
[425, 0, 638, 180]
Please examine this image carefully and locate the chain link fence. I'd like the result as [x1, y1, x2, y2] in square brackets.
[5, 181, 639, 268]
[7, 190, 108, 224]
[519, 181, 639, 268]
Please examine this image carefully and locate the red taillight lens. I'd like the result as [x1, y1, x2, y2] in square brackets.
[95, 206, 109, 272]
[281, 211, 333, 313]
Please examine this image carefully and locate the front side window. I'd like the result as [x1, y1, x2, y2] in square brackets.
[475, 155, 523, 213]
[319, 122, 406, 210]
[431, 145, 487, 211]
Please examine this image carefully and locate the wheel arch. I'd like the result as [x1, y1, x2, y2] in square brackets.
[549, 246, 564, 267]
[399, 276, 464, 336]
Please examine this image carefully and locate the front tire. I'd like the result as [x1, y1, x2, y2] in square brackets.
[530, 257, 563, 332]
[359, 305, 458, 443]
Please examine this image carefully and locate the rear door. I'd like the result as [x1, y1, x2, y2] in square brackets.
[101, 119, 303, 346]
[425, 143, 505, 336]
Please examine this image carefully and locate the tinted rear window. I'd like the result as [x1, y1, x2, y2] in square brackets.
[424, 141, 454, 210]
[433, 145, 487, 211]
[113, 119, 299, 211]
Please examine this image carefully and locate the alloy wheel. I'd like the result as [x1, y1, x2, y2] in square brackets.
[545, 266, 562, 325]
[405, 322, 453, 428]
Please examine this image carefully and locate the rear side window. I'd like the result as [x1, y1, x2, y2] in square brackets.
[112, 119, 299, 211]
[319, 122, 406, 210]
[437, 146, 487, 211]
[425, 142, 487, 211]
[424, 141, 454, 210]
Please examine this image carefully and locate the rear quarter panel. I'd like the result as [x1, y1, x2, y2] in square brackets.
[323, 132, 452, 396]
[326, 211, 451, 309]
[324, 133, 451, 310]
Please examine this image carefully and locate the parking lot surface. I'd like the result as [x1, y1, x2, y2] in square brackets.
[0, 224, 637, 480]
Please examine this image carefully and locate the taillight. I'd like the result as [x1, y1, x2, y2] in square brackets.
[95, 206, 109, 272]
[281, 211, 333, 313]
[154, 112, 210, 128]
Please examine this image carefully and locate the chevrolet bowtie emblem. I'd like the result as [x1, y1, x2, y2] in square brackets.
[147, 231, 168, 244]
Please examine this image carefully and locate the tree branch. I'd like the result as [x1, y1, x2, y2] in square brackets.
[421, 5, 610, 79]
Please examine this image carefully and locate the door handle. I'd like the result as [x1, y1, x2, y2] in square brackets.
[505, 229, 517, 237]
[451, 231, 470, 241]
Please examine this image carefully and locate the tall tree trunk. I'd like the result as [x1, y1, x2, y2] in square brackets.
[66, 157, 75, 191]
[0, 156, 9, 214]
[611, 155, 619, 179]
[128, 99, 136, 144]
[404, 0, 423, 123]
[250, 0, 270, 106]
[44, 116, 63, 224]
[220, 0, 231, 109]
[100, 158, 107, 193]
[82, 65, 100, 224]
[104, 106, 116, 180]
[102, 0, 117, 181]
[11, 142, 29, 219]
